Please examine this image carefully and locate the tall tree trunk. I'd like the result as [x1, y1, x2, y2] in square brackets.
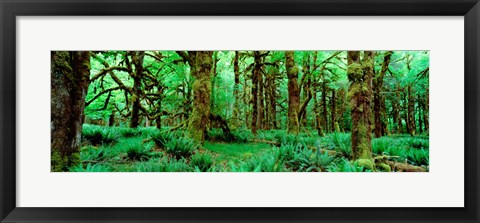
[373, 51, 392, 138]
[108, 111, 115, 127]
[403, 91, 410, 134]
[155, 88, 163, 129]
[312, 52, 324, 136]
[232, 51, 240, 127]
[129, 51, 145, 128]
[331, 90, 336, 132]
[348, 51, 373, 164]
[298, 78, 312, 128]
[423, 87, 429, 133]
[285, 51, 300, 134]
[264, 70, 273, 130]
[321, 82, 328, 133]
[314, 91, 324, 136]
[422, 101, 429, 133]
[392, 92, 400, 134]
[337, 88, 347, 132]
[51, 51, 90, 171]
[299, 52, 311, 127]
[156, 117, 162, 129]
[407, 85, 416, 135]
[418, 99, 423, 133]
[392, 103, 398, 134]
[258, 66, 265, 130]
[396, 85, 404, 134]
[270, 63, 279, 129]
[381, 99, 389, 135]
[210, 51, 218, 114]
[244, 75, 250, 129]
[251, 51, 260, 135]
[187, 51, 213, 142]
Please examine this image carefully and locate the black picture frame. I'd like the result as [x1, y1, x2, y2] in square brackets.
[1, 0, 479, 222]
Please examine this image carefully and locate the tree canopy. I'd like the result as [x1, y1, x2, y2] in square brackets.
[51, 50, 429, 172]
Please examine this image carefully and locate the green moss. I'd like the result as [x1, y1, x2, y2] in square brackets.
[355, 158, 374, 171]
[347, 83, 361, 104]
[188, 112, 204, 142]
[51, 150, 67, 172]
[53, 52, 73, 81]
[188, 75, 211, 143]
[361, 83, 369, 93]
[357, 122, 367, 139]
[376, 162, 391, 172]
[353, 122, 372, 160]
[287, 111, 300, 134]
[69, 152, 80, 166]
[51, 150, 80, 172]
[347, 63, 363, 80]
[292, 65, 299, 74]
[362, 57, 374, 70]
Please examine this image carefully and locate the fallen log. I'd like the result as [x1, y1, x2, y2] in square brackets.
[386, 161, 428, 172]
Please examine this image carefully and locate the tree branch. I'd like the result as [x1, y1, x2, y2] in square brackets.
[86, 87, 122, 107]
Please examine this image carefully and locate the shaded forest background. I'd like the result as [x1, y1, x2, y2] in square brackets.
[51, 51, 429, 172]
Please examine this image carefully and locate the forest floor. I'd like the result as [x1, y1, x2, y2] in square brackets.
[71, 124, 429, 172]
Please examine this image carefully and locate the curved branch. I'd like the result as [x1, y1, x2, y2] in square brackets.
[86, 87, 122, 107]
[90, 66, 130, 82]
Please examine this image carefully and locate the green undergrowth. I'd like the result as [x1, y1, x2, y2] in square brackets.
[72, 125, 428, 172]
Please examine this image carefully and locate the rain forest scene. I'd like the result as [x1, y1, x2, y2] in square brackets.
[51, 51, 429, 172]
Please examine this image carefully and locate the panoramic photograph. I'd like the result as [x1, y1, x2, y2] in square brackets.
[51, 50, 429, 172]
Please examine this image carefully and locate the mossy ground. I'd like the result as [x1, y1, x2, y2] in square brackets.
[70, 124, 429, 172]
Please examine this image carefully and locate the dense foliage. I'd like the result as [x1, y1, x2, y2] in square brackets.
[52, 50, 429, 172]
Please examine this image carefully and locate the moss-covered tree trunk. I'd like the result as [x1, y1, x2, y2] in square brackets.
[403, 92, 410, 134]
[395, 85, 404, 134]
[268, 63, 279, 129]
[299, 52, 311, 127]
[381, 99, 389, 135]
[51, 51, 90, 171]
[417, 98, 423, 133]
[129, 51, 145, 128]
[251, 51, 260, 135]
[336, 88, 347, 132]
[314, 91, 324, 136]
[285, 51, 300, 134]
[321, 83, 328, 133]
[210, 51, 218, 114]
[264, 68, 278, 130]
[187, 51, 213, 142]
[426, 87, 429, 129]
[348, 51, 373, 165]
[392, 94, 400, 134]
[407, 85, 416, 136]
[232, 51, 240, 126]
[422, 87, 429, 133]
[258, 64, 265, 130]
[264, 72, 272, 129]
[373, 51, 392, 137]
[155, 88, 163, 129]
[331, 90, 336, 132]
[244, 77, 250, 129]
[313, 53, 324, 136]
